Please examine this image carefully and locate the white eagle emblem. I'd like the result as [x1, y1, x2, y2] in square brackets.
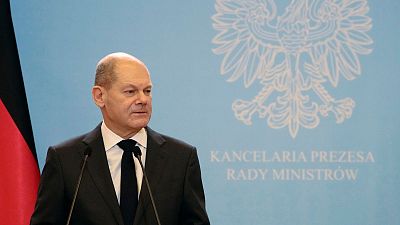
[212, 0, 373, 138]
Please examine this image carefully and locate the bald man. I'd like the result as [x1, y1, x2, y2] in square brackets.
[31, 53, 210, 225]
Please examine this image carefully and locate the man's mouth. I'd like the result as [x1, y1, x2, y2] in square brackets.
[132, 111, 147, 114]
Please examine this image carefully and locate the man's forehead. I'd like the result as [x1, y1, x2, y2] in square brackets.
[113, 62, 152, 84]
[114, 62, 150, 77]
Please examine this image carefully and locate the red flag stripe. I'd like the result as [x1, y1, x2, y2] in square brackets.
[0, 99, 40, 225]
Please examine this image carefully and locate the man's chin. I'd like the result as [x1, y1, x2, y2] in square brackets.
[128, 119, 150, 129]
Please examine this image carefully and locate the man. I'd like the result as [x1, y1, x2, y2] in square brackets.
[31, 52, 210, 225]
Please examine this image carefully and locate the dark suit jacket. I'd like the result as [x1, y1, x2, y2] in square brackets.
[30, 124, 210, 225]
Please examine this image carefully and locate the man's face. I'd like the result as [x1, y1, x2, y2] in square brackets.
[100, 59, 152, 138]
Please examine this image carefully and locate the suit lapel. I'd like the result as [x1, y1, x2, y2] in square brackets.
[134, 127, 167, 225]
[83, 124, 124, 225]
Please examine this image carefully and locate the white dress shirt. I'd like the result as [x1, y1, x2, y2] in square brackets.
[100, 122, 147, 203]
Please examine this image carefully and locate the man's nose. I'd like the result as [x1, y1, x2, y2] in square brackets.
[135, 91, 147, 103]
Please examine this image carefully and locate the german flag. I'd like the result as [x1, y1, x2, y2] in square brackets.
[0, 0, 40, 224]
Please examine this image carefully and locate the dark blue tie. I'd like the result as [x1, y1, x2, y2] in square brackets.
[117, 139, 138, 225]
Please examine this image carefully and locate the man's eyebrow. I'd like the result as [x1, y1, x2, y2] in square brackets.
[121, 83, 152, 89]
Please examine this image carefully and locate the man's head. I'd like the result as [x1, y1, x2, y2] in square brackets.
[92, 52, 152, 138]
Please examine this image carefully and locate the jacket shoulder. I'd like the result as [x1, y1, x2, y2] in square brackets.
[147, 127, 195, 149]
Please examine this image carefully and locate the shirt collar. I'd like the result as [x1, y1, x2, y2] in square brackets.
[101, 121, 147, 151]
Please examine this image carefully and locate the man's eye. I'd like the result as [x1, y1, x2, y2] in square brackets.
[144, 89, 152, 95]
[125, 90, 135, 94]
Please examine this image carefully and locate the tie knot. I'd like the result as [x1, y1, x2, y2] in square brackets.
[117, 139, 137, 153]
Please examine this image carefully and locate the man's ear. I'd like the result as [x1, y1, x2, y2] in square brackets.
[92, 86, 106, 107]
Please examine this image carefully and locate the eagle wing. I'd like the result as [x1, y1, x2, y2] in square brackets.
[212, 0, 281, 88]
[307, 0, 373, 87]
